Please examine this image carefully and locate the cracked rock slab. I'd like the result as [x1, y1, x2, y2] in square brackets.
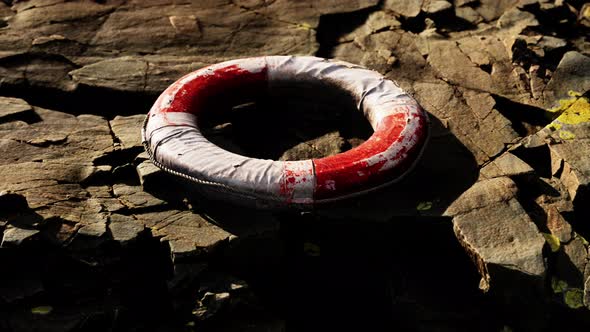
[0, 97, 34, 122]
[109, 214, 145, 245]
[550, 141, 590, 202]
[479, 152, 534, 179]
[413, 82, 520, 164]
[112, 184, 166, 210]
[1, 226, 40, 247]
[544, 52, 590, 108]
[445, 177, 546, 291]
[0, 0, 378, 93]
[555, 236, 589, 289]
[70, 57, 148, 92]
[109, 114, 145, 150]
[0, 105, 113, 165]
[150, 211, 231, 261]
[279, 131, 345, 161]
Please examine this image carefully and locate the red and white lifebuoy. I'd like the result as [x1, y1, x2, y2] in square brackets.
[142, 56, 429, 208]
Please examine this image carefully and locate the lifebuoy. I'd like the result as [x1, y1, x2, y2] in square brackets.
[142, 56, 429, 208]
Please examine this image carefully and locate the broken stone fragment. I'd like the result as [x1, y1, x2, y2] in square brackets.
[454, 0, 477, 6]
[191, 273, 253, 322]
[168, 15, 201, 37]
[554, 236, 589, 288]
[496, 7, 539, 35]
[445, 177, 546, 291]
[77, 222, 107, 238]
[550, 140, 590, 204]
[528, 176, 576, 244]
[545, 206, 573, 243]
[544, 52, 590, 108]
[192, 292, 231, 321]
[383, 0, 422, 17]
[108, 214, 145, 245]
[279, 131, 345, 161]
[136, 159, 168, 192]
[414, 82, 520, 164]
[0, 97, 34, 123]
[423, 0, 452, 14]
[109, 115, 146, 150]
[479, 152, 534, 179]
[455, 6, 482, 24]
[1, 226, 40, 247]
[0, 107, 113, 164]
[537, 36, 567, 52]
[476, 0, 521, 22]
[151, 211, 231, 262]
[112, 184, 167, 210]
[579, 3, 590, 28]
[69, 57, 148, 92]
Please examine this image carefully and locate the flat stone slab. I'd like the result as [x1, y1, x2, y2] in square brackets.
[445, 177, 546, 291]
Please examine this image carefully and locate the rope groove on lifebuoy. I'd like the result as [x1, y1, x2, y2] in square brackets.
[142, 56, 429, 208]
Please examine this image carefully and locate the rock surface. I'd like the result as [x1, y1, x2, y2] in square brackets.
[1, 0, 590, 330]
[445, 177, 546, 291]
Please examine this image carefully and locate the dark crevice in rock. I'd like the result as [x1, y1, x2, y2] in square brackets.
[479, 63, 492, 74]
[427, 11, 479, 33]
[522, 2, 589, 43]
[117, 203, 187, 217]
[398, 12, 427, 33]
[492, 95, 552, 137]
[315, 1, 383, 58]
[106, 119, 121, 145]
[0, 52, 81, 71]
[511, 37, 572, 72]
[511, 144, 553, 178]
[93, 147, 144, 168]
[1, 84, 157, 120]
[0, 230, 177, 329]
[111, 163, 142, 186]
[512, 177, 556, 234]
[0, 109, 41, 125]
[570, 189, 590, 240]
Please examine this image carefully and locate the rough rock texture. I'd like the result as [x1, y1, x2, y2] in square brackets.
[445, 177, 546, 291]
[479, 151, 534, 179]
[544, 52, 590, 107]
[1, 0, 590, 331]
[0, 0, 379, 94]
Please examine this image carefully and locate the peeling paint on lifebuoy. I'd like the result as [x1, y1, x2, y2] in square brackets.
[142, 56, 429, 208]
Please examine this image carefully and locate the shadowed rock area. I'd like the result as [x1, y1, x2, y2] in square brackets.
[1, 0, 590, 331]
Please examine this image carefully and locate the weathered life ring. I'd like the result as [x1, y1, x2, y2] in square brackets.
[142, 56, 429, 208]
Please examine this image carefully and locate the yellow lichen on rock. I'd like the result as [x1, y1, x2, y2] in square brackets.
[558, 130, 576, 140]
[551, 277, 568, 294]
[547, 91, 590, 125]
[542, 232, 561, 252]
[564, 289, 585, 309]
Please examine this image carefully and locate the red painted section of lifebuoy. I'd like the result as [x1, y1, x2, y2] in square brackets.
[157, 64, 268, 115]
[313, 110, 427, 199]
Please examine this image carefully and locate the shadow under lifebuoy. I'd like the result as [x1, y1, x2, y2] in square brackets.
[143, 82, 567, 329]
[185, 109, 509, 330]
[200, 80, 373, 161]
